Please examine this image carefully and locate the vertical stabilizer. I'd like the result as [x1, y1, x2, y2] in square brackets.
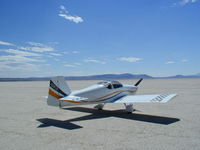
[47, 76, 71, 107]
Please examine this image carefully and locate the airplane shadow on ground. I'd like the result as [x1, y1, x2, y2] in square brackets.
[37, 107, 180, 130]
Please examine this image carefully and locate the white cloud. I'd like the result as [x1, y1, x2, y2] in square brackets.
[0, 41, 15, 46]
[58, 14, 83, 23]
[26, 42, 45, 47]
[29, 46, 54, 52]
[118, 57, 142, 62]
[17, 46, 28, 50]
[180, 0, 198, 5]
[58, 5, 83, 23]
[62, 51, 79, 55]
[18, 45, 54, 52]
[84, 59, 106, 64]
[16, 41, 54, 52]
[165, 61, 175, 64]
[49, 53, 62, 56]
[0, 62, 39, 71]
[3, 49, 41, 56]
[64, 64, 76, 67]
[0, 53, 41, 73]
[74, 62, 82, 65]
[0, 41, 56, 76]
[72, 51, 79, 54]
[64, 62, 82, 67]
[60, 5, 68, 13]
[0, 61, 39, 72]
[0, 55, 42, 63]
[181, 59, 188, 62]
[173, 0, 198, 6]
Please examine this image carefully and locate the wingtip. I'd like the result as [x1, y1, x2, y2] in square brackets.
[160, 93, 177, 103]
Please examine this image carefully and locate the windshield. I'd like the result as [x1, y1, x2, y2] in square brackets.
[112, 81, 123, 88]
[97, 80, 123, 89]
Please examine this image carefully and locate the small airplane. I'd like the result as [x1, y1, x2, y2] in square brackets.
[47, 76, 176, 113]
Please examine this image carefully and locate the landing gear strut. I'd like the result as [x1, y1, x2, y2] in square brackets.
[124, 103, 135, 113]
[94, 103, 105, 110]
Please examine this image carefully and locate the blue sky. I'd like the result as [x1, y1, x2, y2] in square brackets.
[0, 0, 199, 77]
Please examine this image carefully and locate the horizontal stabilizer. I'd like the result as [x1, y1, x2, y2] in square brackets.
[60, 95, 88, 103]
[113, 94, 177, 103]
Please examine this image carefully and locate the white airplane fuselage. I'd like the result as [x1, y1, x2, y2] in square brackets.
[60, 84, 138, 107]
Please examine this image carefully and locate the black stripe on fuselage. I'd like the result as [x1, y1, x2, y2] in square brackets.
[50, 80, 67, 96]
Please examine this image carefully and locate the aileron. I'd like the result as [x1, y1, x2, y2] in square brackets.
[113, 94, 177, 103]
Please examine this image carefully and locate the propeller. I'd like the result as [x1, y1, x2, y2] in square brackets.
[134, 78, 143, 86]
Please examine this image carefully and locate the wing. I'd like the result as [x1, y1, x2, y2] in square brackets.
[113, 94, 177, 103]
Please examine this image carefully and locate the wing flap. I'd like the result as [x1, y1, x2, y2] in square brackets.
[114, 94, 177, 103]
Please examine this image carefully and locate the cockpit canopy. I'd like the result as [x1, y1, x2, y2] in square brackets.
[97, 80, 123, 89]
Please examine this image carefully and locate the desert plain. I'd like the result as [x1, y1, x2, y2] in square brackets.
[0, 78, 200, 150]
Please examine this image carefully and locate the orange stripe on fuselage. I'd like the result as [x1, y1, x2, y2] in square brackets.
[63, 100, 81, 103]
[63, 90, 126, 104]
[49, 89, 62, 99]
[91, 90, 125, 102]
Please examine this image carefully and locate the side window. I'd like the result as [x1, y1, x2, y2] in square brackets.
[113, 84, 122, 89]
[107, 84, 112, 89]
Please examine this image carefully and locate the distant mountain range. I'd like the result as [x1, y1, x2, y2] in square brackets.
[0, 73, 200, 82]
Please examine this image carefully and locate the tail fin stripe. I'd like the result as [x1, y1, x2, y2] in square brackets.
[49, 89, 62, 99]
[50, 80, 68, 96]
[47, 76, 71, 107]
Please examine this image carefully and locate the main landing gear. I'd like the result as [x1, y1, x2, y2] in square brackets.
[94, 103, 105, 110]
[124, 103, 135, 114]
[94, 103, 135, 113]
